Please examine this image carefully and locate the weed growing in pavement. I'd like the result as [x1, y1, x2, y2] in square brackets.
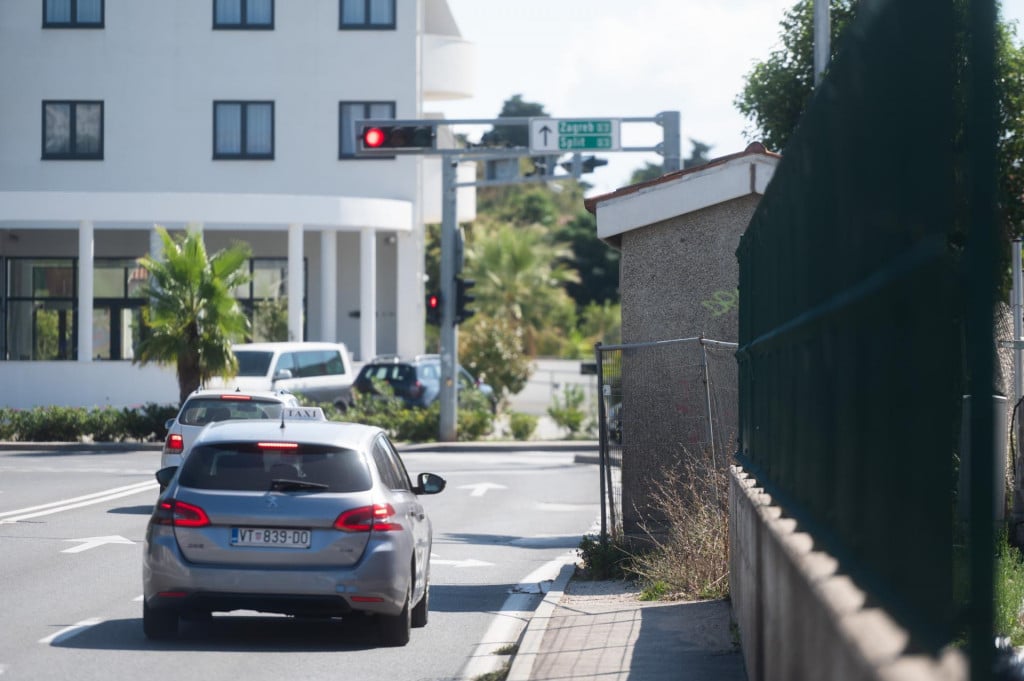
[472, 661, 510, 681]
[628, 444, 731, 601]
[576, 533, 631, 580]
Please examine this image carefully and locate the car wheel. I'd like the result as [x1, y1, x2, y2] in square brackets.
[411, 578, 429, 628]
[143, 601, 179, 640]
[378, 587, 411, 646]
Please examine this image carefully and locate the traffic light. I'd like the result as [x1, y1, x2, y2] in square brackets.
[359, 125, 436, 152]
[454, 277, 476, 324]
[425, 292, 441, 325]
[560, 155, 608, 177]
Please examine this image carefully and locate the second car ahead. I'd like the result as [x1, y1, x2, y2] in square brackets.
[144, 408, 446, 647]
[160, 388, 300, 469]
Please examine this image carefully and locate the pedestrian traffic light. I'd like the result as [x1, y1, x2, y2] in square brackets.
[425, 292, 441, 325]
[359, 125, 436, 152]
[455, 276, 476, 324]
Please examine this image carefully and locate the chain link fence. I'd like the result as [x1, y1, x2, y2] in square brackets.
[594, 337, 738, 543]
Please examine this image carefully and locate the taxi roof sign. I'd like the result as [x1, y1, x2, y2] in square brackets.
[281, 407, 327, 421]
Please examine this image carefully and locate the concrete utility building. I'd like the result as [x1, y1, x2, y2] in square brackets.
[0, 0, 477, 408]
[586, 143, 780, 536]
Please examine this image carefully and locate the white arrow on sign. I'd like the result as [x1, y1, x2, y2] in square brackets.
[458, 482, 507, 498]
[62, 535, 135, 554]
[431, 558, 494, 568]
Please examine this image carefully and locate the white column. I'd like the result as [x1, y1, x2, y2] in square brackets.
[360, 227, 377, 361]
[77, 221, 94, 362]
[287, 224, 304, 342]
[320, 230, 337, 342]
[149, 225, 164, 261]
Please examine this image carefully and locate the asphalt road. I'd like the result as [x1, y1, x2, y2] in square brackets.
[0, 445, 600, 681]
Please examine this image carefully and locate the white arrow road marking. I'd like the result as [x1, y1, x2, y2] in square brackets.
[0, 480, 157, 524]
[431, 558, 494, 568]
[61, 535, 135, 554]
[39, 618, 103, 645]
[458, 482, 508, 497]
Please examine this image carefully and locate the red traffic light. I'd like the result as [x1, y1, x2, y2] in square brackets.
[358, 125, 436, 152]
[362, 127, 386, 149]
[427, 293, 440, 310]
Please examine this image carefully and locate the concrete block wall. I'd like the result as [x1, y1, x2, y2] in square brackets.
[729, 466, 967, 681]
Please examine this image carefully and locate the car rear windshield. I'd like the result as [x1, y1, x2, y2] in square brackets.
[234, 350, 274, 377]
[178, 442, 372, 492]
[178, 398, 285, 426]
[358, 364, 416, 386]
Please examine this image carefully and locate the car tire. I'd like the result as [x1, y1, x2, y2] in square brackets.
[379, 587, 411, 646]
[143, 601, 179, 640]
[411, 578, 429, 628]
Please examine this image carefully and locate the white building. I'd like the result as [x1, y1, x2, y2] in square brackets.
[0, 0, 476, 408]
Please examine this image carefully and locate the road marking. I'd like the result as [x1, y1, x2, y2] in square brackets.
[62, 535, 135, 554]
[0, 480, 157, 524]
[39, 618, 103, 645]
[431, 557, 494, 568]
[458, 482, 508, 497]
[460, 552, 577, 681]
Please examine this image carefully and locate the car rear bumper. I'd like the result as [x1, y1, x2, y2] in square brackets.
[143, 531, 410, 616]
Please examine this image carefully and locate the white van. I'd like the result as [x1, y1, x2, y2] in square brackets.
[209, 342, 356, 409]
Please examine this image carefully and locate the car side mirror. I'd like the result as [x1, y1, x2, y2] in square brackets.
[164, 418, 176, 431]
[273, 369, 293, 381]
[415, 472, 446, 495]
[155, 466, 178, 491]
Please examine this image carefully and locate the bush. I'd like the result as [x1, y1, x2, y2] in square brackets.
[314, 380, 495, 443]
[0, 402, 178, 443]
[86, 407, 125, 442]
[547, 384, 586, 437]
[577, 534, 630, 580]
[508, 411, 538, 440]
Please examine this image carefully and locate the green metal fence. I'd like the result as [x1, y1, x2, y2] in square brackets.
[735, 0, 995, 657]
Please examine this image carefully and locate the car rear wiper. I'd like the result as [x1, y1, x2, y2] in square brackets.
[269, 479, 329, 492]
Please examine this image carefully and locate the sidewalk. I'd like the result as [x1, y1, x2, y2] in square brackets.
[507, 565, 748, 681]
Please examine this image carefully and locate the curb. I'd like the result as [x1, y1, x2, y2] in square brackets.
[506, 560, 578, 681]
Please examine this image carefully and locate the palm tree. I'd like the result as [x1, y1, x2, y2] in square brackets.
[133, 226, 252, 404]
[466, 220, 580, 354]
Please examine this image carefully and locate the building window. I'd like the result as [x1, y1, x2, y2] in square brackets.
[42, 101, 103, 160]
[5, 258, 77, 360]
[231, 258, 306, 342]
[43, 0, 103, 27]
[339, 101, 395, 158]
[214, 101, 274, 159]
[214, 0, 273, 29]
[339, 0, 395, 29]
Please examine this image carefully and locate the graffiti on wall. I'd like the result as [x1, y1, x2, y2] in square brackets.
[701, 289, 739, 318]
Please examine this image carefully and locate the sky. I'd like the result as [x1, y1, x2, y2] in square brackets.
[440, 0, 1024, 198]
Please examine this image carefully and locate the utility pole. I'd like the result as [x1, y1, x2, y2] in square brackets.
[814, 0, 831, 87]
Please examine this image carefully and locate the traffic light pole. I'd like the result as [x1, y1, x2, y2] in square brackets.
[355, 112, 681, 442]
[439, 158, 459, 441]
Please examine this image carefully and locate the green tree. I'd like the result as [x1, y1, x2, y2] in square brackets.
[553, 211, 620, 308]
[458, 313, 532, 405]
[134, 226, 252, 404]
[480, 94, 547, 148]
[465, 219, 579, 355]
[683, 139, 714, 169]
[734, 0, 860, 151]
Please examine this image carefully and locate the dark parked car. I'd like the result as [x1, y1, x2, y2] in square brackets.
[354, 354, 497, 411]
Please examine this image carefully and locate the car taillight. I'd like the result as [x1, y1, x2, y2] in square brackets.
[165, 433, 184, 452]
[152, 499, 210, 528]
[334, 504, 403, 532]
[409, 381, 423, 399]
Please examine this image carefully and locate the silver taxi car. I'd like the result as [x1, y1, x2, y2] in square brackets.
[143, 407, 445, 646]
[160, 388, 300, 469]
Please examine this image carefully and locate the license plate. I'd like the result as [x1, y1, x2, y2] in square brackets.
[231, 527, 311, 549]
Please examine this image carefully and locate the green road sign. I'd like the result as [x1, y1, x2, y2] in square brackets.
[529, 118, 621, 153]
